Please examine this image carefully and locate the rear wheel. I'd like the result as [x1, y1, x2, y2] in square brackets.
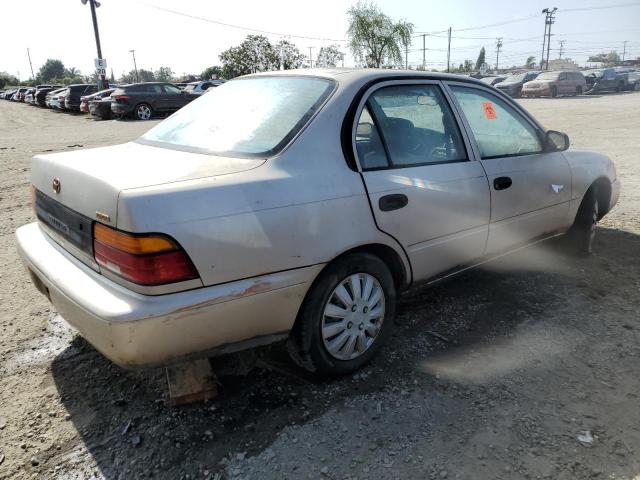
[288, 252, 396, 376]
[134, 103, 153, 120]
[565, 187, 599, 257]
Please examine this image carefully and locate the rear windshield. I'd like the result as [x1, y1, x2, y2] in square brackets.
[139, 76, 335, 157]
[537, 72, 560, 80]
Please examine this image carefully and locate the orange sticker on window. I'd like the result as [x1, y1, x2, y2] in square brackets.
[482, 101, 497, 120]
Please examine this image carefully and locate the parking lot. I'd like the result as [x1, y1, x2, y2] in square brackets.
[1, 91, 640, 480]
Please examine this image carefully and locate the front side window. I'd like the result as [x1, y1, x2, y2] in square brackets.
[140, 76, 335, 157]
[450, 86, 542, 159]
[365, 85, 467, 167]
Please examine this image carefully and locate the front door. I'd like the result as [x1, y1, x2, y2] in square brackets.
[354, 81, 491, 282]
[447, 83, 572, 256]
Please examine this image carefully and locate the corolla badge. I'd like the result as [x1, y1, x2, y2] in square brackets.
[52, 177, 61, 194]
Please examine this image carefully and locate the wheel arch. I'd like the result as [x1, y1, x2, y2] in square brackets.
[591, 176, 613, 219]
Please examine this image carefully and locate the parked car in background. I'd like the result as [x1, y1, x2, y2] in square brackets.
[174, 83, 188, 89]
[16, 70, 619, 374]
[45, 88, 67, 108]
[584, 68, 629, 94]
[24, 88, 37, 104]
[35, 86, 62, 107]
[522, 70, 586, 97]
[13, 87, 29, 101]
[64, 84, 98, 112]
[50, 89, 69, 110]
[616, 68, 640, 90]
[80, 88, 114, 113]
[479, 76, 507, 86]
[495, 71, 541, 97]
[87, 89, 117, 119]
[183, 80, 226, 95]
[110, 82, 197, 120]
[3, 89, 18, 100]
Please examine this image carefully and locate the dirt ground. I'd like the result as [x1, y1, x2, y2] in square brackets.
[1, 92, 639, 480]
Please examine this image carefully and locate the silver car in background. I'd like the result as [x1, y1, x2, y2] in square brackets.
[16, 69, 619, 375]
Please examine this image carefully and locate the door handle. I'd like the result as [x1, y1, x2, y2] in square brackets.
[493, 176, 512, 191]
[379, 194, 408, 212]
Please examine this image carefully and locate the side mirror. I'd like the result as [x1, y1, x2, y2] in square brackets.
[546, 130, 570, 152]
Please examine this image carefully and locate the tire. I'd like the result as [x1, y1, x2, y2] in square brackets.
[287, 252, 396, 376]
[576, 86, 583, 95]
[615, 82, 623, 93]
[565, 187, 599, 257]
[134, 103, 153, 120]
[550, 86, 558, 98]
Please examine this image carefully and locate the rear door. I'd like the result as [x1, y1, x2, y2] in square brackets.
[161, 83, 188, 110]
[353, 80, 491, 282]
[447, 82, 572, 255]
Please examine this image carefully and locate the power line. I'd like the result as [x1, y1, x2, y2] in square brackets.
[561, 1, 640, 12]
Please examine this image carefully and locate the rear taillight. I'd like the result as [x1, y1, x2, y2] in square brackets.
[93, 223, 199, 286]
[114, 95, 129, 102]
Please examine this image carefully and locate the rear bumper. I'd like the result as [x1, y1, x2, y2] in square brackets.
[110, 102, 133, 114]
[16, 222, 321, 368]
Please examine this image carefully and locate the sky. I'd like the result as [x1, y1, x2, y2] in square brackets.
[1, 0, 639, 80]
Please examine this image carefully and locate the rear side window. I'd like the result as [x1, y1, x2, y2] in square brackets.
[450, 85, 542, 159]
[140, 76, 335, 157]
[364, 84, 467, 167]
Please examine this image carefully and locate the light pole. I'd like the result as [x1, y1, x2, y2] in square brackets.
[81, 0, 108, 89]
[129, 49, 139, 82]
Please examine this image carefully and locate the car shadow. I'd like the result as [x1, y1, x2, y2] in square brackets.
[49, 226, 640, 479]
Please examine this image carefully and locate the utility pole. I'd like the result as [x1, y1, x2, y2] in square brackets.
[540, 10, 549, 69]
[422, 34, 426, 69]
[558, 40, 565, 59]
[308, 47, 314, 68]
[26, 48, 35, 81]
[81, 0, 108, 89]
[622, 40, 629, 62]
[341, 53, 345, 68]
[447, 27, 452, 73]
[495, 37, 503, 71]
[129, 50, 139, 82]
[545, 8, 557, 70]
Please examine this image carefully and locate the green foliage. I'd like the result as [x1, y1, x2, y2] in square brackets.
[588, 51, 621, 65]
[525, 56, 536, 69]
[346, 2, 414, 68]
[155, 66, 174, 82]
[449, 60, 474, 73]
[275, 40, 307, 70]
[0, 72, 20, 89]
[475, 47, 486, 70]
[201, 66, 223, 80]
[119, 69, 155, 84]
[316, 44, 344, 68]
[219, 35, 280, 78]
[38, 59, 66, 82]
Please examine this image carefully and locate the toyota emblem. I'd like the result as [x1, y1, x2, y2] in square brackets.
[52, 178, 61, 194]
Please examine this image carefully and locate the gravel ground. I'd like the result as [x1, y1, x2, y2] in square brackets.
[1, 92, 639, 480]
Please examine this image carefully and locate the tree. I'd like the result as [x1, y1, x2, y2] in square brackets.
[119, 69, 155, 84]
[587, 51, 621, 65]
[38, 59, 65, 82]
[346, 2, 414, 68]
[475, 47, 486, 70]
[201, 66, 223, 80]
[316, 44, 344, 68]
[274, 40, 307, 69]
[525, 56, 536, 69]
[219, 35, 278, 78]
[155, 66, 174, 82]
[0, 72, 19, 89]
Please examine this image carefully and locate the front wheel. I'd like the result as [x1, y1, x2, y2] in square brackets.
[565, 188, 599, 257]
[287, 253, 396, 376]
[134, 103, 153, 120]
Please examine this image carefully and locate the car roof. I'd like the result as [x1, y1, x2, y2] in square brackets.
[246, 68, 499, 89]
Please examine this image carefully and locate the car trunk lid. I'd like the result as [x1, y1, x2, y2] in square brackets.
[32, 141, 265, 232]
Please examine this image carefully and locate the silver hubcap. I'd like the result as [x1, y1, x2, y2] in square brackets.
[137, 105, 151, 119]
[321, 273, 385, 361]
